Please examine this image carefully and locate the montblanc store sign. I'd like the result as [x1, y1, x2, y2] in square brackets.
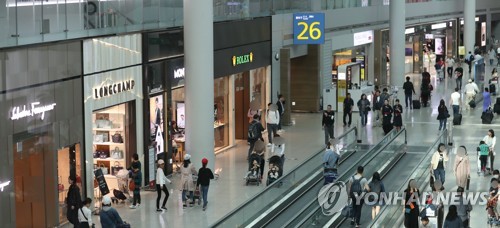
[10, 102, 56, 121]
[93, 79, 135, 99]
[174, 68, 185, 79]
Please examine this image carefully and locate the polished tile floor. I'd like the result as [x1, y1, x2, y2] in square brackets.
[75, 60, 499, 228]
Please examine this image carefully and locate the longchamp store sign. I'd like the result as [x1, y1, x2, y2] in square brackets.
[93, 79, 135, 99]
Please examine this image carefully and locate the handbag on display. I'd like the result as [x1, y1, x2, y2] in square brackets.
[102, 132, 109, 142]
[112, 161, 124, 176]
[93, 151, 100, 158]
[99, 150, 110, 159]
[112, 132, 124, 143]
[111, 147, 123, 159]
[94, 134, 104, 143]
[100, 164, 109, 175]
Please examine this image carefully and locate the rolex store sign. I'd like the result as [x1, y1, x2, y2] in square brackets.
[94, 79, 135, 99]
[232, 52, 253, 66]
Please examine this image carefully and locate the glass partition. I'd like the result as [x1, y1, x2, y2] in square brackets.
[211, 127, 358, 228]
[368, 129, 448, 227]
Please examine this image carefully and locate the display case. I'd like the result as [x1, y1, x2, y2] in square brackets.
[92, 105, 127, 176]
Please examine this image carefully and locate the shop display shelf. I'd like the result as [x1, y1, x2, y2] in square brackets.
[94, 157, 125, 161]
[93, 128, 124, 132]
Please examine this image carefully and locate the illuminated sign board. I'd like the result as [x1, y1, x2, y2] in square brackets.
[11, 102, 56, 121]
[174, 68, 185, 79]
[293, 13, 325, 45]
[93, 79, 135, 99]
[353, 30, 373, 46]
[232, 52, 253, 66]
[0, 181, 10, 192]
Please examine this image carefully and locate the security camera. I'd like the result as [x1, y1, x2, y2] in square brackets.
[274, 53, 279, 61]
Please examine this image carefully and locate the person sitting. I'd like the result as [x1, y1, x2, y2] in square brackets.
[100, 195, 125, 228]
[245, 159, 260, 178]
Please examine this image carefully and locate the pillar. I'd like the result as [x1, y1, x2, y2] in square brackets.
[279, 48, 291, 125]
[464, 0, 476, 55]
[184, 0, 215, 170]
[389, 0, 405, 88]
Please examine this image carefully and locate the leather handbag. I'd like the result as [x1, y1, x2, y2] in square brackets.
[100, 164, 109, 175]
[94, 134, 104, 143]
[112, 161, 124, 176]
[93, 151, 99, 158]
[99, 150, 109, 159]
[112, 132, 124, 143]
[111, 147, 123, 159]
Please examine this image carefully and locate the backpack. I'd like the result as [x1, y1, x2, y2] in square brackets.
[367, 181, 382, 202]
[349, 175, 363, 198]
[248, 122, 260, 139]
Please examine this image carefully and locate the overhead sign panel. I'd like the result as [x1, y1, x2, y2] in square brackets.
[293, 13, 325, 45]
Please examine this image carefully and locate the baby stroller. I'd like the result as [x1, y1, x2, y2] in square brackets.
[267, 155, 283, 186]
[192, 175, 202, 205]
[246, 153, 262, 186]
[112, 169, 131, 204]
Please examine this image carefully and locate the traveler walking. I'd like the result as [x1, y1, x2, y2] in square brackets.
[479, 140, 490, 173]
[446, 56, 455, 77]
[454, 64, 464, 90]
[129, 162, 142, 209]
[276, 95, 285, 131]
[180, 154, 197, 208]
[443, 205, 462, 228]
[323, 141, 340, 185]
[266, 103, 280, 145]
[197, 158, 215, 211]
[431, 143, 449, 186]
[322, 104, 335, 145]
[368, 172, 385, 219]
[483, 129, 497, 172]
[489, 47, 497, 66]
[248, 114, 265, 159]
[156, 159, 172, 212]
[450, 88, 461, 116]
[464, 79, 478, 110]
[66, 176, 82, 227]
[455, 187, 472, 227]
[454, 146, 470, 189]
[393, 99, 403, 131]
[483, 87, 492, 112]
[404, 179, 420, 228]
[373, 90, 382, 126]
[381, 99, 393, 135]
[348, 166, 369, 227]
[465, 51, 474, 74]
[437, 99, 450, 131]
[403, 77, 416, 109]
[100, 195, 125, 228]
[357, 94, 371, 127]
[343, 93, 354, 127]
[78, 198, 93, 228]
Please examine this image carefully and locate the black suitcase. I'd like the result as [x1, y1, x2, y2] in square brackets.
[113, 189, 127, 200]
[453, 114, 462, 125]
[495, 103, 500, 115]
[482, 111, 494, 124]
[490, 84, 497, 95]
[413, 100, 421, 109]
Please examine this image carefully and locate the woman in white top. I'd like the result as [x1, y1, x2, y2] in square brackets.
[483, 129, 497, 172]
[156, 159, 172, 212]
[78, 198, 93, 228]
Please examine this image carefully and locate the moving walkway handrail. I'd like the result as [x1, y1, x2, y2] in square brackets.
[281, 128, 407, 228]
[316, 128, 407, 227]
[367, 129, 448, 228]
[210, 127, 358, 227]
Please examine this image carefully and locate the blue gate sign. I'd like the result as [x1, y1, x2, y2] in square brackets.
[293, 13, 325, 45]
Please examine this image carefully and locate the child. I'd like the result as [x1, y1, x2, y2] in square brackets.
[420, 216, 430, 228]
[245, 159, 260, 178]
[480, 140, 490, 173]
[272, 136, 286, 171]
[129, 163, 142, 209]
[487, 191, 499, 224]
[267, 165, 280, 185]
[393, 99, 403, 132]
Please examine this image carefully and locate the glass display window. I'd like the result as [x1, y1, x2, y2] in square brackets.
[249, 66, 270, 125]
[214, 77, 230, 150]
[92, 104, 129, 179]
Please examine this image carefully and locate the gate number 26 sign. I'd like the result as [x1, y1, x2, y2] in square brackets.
[293, 13, 325, 45]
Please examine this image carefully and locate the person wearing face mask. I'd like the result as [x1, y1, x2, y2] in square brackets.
[403, 179, 420, 228]
[431, 143, 449, 188]
[454, 146, 470, 190]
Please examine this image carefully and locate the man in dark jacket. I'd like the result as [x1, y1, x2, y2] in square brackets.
[322, 105, 335, 145]
[343, 93, 354, 127]
[276, 95, 285, 131]
[248, 114, 265, 159]
[403, 76, 416, 109]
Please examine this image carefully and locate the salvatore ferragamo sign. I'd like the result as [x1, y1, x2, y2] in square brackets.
[93, 79, 135, 99]
[11, 102, 57, 121]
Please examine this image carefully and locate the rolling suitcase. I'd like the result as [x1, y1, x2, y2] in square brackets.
[490, 84, 497, 96]
[482, 109, 494, 124]
[453, 114, 462, 125]
[413, 100, 421, 109]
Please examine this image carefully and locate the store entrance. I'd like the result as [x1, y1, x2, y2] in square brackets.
[57, 143, 82, 225]
[13, 130, 57, 228]
[234, 72, 250, 140]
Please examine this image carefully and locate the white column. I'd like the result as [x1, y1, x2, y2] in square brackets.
[389, 0, 405, 88]
[184, 0, 215, 170]
[464, 0, 476, 55]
